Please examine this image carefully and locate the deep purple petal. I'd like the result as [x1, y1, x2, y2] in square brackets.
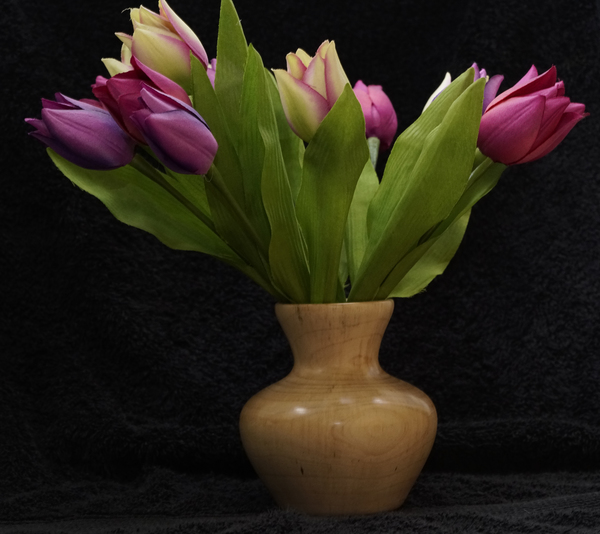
[41, 108, 135, 169]
[138, 110, 217, 174]
[482, 75, 504, 112]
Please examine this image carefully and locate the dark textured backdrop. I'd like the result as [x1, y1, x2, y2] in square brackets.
[2, 0, 600, 532]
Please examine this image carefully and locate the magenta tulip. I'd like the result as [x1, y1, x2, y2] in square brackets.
[130, 86, 218, 175]
[92, 57, 191, 143]
[352, 81, 398, 151]
[25, 94, 135, 170]
[478, 65, 588, 165]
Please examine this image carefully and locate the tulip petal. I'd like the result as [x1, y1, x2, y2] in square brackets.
[273, 69, 330, 142]
[41, 108, 135, 169]
[138, 6, 171, 30]
[515, 108, 588, 164]
[102, 57, 133, 76]
[482, 74, 504, 112]
[532, 96, 571, 150]
[303, 53, 327, 98]
[139, 85, 203, 123]
[132, 57, 192, 105]
[138, 110, 217, 174]
[423, 72, 451, 111]
[322, 41, 350, 103]
[132, 27, 191, 87]
[478, 95, 546, 164]
[159, 0, 209, 67]
[286, 53, 307, 80]
[295, 48, 312, 67]
[487, 66, 557, 111]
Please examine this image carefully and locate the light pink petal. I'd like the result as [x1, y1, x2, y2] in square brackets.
[323, 41, 350, 103]
[159, 0, 208, 67]
[273, 69, 330, 142]
[303, 53, 327, 98]
[286, 53, 308, 80]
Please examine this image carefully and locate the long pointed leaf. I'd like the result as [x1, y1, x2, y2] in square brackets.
[48, 150, 241, 264]
[296, 85, 369, 303]
[349, 74, 485, 301]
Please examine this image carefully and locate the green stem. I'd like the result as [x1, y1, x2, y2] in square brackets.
[205, 165, 271, 266]
[130, 154, 216, 232]
[367, 137, 380, 169]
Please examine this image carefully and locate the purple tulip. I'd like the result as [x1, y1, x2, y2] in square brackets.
[25, 94, 135, 170]
[352, 81, 398, 151]
[130, 85, 218, 175]
[478, 65, 588, 165]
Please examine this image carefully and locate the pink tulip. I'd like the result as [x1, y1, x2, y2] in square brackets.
[130, 86, 218, 175]
[352, 81, 398, 151]
[273, 40, 350, 142]
[25, 94, 135, 170]
[478, 65, 588, 165]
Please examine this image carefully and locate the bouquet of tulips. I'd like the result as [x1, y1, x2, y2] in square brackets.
[26, 0, 587, 304]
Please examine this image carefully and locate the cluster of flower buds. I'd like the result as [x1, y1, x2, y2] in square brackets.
[26, 0, 586, 175]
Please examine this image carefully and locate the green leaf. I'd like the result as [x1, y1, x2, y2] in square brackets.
[388, 209, 471, 298]
[349, 70, 485, 302]
[215, 0, 248, 142]
[296, 85, 370, 303]
[48, 150, 241, 264]
[191, 54, 246, 209]
[265, 70, 305, 202]
[257, 74, 311, 303]
[345, 160, 379, 284]
[238, 45, 272, 248]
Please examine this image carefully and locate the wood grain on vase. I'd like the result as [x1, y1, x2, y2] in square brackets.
[240, 300, 437, 515]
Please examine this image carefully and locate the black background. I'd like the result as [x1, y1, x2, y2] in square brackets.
[2, 0, 600, 532]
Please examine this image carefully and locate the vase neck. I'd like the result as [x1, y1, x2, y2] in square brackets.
[275, 301, 394, 379]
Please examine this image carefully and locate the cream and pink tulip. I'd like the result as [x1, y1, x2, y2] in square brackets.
[273, 40, 350, 142]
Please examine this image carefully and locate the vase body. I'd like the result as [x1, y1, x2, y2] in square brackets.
[239, 300, 437, 515]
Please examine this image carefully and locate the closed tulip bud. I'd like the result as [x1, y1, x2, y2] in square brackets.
[273, 40, 350, 142]
[111, 0, 208, 93]
[352, 81, 398, 151]
[25, 94, 135, 170]
[478, 65, 588, 165]
[130, 86, 218, 175]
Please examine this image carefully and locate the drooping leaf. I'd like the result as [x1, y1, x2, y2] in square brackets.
[48, 150, 241, 264]
[349, 72, 485, 301]
[387, 209, 471, 298]
[296, 85, 370, 303]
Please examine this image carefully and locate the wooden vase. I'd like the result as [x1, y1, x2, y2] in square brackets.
[239, 300, 437, 515]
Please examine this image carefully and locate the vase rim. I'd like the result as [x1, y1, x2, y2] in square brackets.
[275, 299, 394, 310]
